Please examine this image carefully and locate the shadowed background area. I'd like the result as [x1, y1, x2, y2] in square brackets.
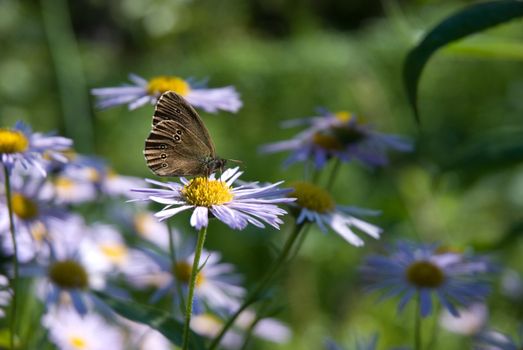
[2, 0, 523, 348]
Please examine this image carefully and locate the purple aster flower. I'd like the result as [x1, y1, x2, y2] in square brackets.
[0, 121, 72, 176]
[131, 167, 294, 230]
[19, 218, 110, 315]
[287, 181, 382, 246]
[0, 172, 69, 262]
[138, 242, 245, 315]
[361, 241, 493, 318]
[475, 328, 523, 350]
[260, 109, 412, 169]
[91, 73, 242, 113]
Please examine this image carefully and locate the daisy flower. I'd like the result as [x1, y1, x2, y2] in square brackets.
[140, 244, 245, 314]
[80, 223, 150, 275]
[48, 158, 146, 203]
[0, 172, 69, 262]
[131, 167, 294, 230]
[191, 310, 291, 350]
[475, 328, 523, 350]
[91, 73, 242, 113]
[439, 303, 488, 335]
[42, 307, 124, 350]
[132, 210, 170, 249]
[361, 241, 493, 318]
[0, 121, 72, 176]
[21, 225, 108, 314]
[260, 109, 412, 169]
[287, 181, 382, 246]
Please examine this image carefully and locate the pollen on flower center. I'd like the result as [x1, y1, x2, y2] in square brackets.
[288, 181, 335, 213]
[173, 261, 204, 287]
[11, 192, 38, 220]
[147, 76, 191, 96]
[100, 244, 127, 264]
[406, 260, 445, 288]
[69, 336, 87, 349]
[48, 260, 89, 289]
[0, 129, 29, 154]
[182, 177, 233, 207]
[334, 111, 353, 123]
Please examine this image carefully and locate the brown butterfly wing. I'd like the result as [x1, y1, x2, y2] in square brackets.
[144, 120, 213, 176]
[152, 91, 216, 156]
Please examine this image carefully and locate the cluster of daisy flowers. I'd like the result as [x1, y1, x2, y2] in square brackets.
[0, 120, 293, 349]
[0, 70, 516, 350]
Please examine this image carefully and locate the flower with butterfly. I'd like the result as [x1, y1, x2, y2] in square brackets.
[134, 91, 295, 350]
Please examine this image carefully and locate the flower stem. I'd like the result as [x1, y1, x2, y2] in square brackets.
[209, 222, 306, 350]
[414, 292, 422, 350]
[182, 226, 207, 350]
[325, 158, 341, 191]
[3, 165, 18, 349]
[166, 223, 185, 313]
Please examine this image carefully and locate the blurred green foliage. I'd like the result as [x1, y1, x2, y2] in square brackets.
[2, 0, 523, 349]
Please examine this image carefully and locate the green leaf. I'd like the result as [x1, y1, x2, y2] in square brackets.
[96, 292, 207, 350]
[441, 127, 523, 181]
[403, 0, 523, 123]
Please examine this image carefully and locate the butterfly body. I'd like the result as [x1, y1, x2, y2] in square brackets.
[144, 91, 226, 177]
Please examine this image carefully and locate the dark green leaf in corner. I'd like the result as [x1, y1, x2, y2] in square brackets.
[403, 0, 523, 123]
[96, 292, 207, 350]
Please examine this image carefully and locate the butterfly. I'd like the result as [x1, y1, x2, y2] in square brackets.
[143, 91, 226, 177]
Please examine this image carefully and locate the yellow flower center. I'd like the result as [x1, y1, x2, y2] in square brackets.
[0, 129, 29, 154]
[84, 167, 101, 182]
[334, 111, 353, 123]
[11, 193, 38, 220]
[182, 177, 233, 207]
[312, 132, 344, 151]
[55, 177, 75, 190]
[173, 261, 204, 287]
[100, 243, 128, 264]
[48, 260, 89, 289]
[146, 76, 191, 96]
[406, 260, 445, 288]
[69, 336, 87, 349]
[288, 181, 335, 213]
[31, 222, 47, 241]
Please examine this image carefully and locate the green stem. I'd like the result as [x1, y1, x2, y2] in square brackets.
[209, 223, 306, 350]
[3, 165, 18, 350]
[325, 158, 341, 191]
[182, 226, 208, 350]
[166, 223, 185, 313]
[414, 292, 422, 350]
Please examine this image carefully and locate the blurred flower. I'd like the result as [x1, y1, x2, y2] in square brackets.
[439, 303, 488, 335]
[91, 73, 242, 113]
[361, 241, 493, 318]
[287, 181, 382, 246]
[47, 158, 146, 203]
[501, 269, 523, 300]
[42, 307, 124, 350]
[0, 121, 72, 176]
[141, 244, 245, 314]
[124, 320, 171, 350]
[191, 310, 291, 350]
[260, 109, 412, 169]
[80, 223, 150, 275]
[475, 328, 523, 350]
[131, 167, 294, 230]
[132, 210, 170, 249]
[21, 229, 108, 314]
[0, 173, 68, 262]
